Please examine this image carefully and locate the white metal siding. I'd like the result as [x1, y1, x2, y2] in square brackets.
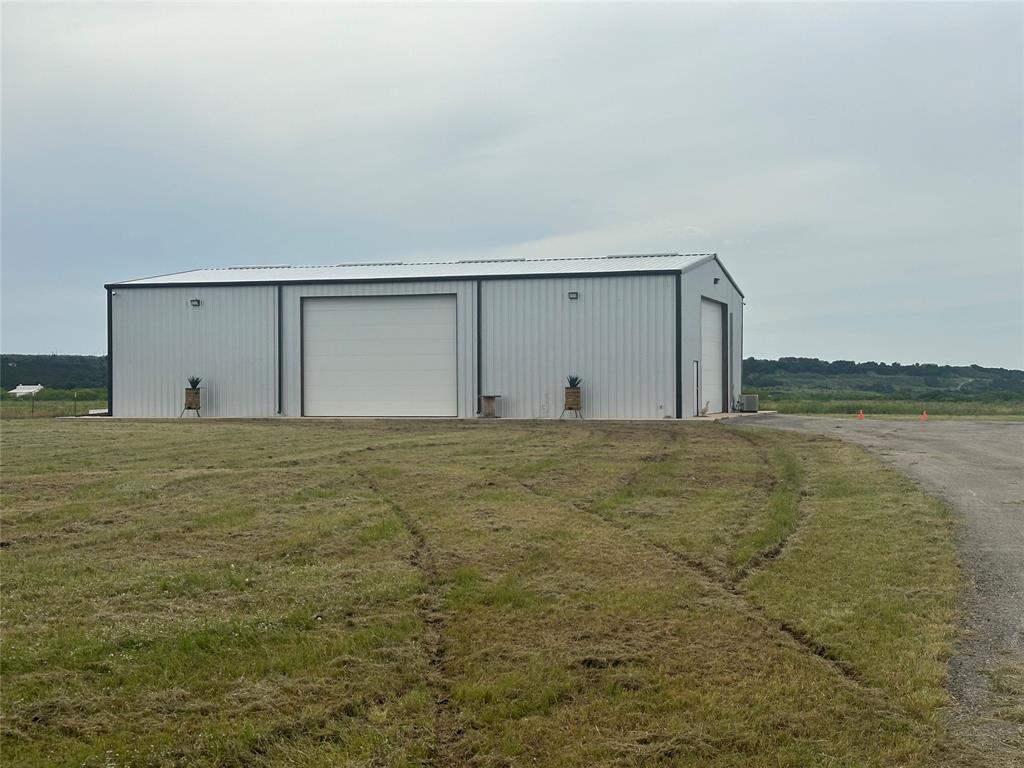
[111, 285, 276, 417]
[281, 281, 477, 417]
[680, 260, 744, 417]
[302, 295, 457, 416]
[700, 298, 724, 414]
[481, 275, 676, 419]
[110, 264, 743, 421]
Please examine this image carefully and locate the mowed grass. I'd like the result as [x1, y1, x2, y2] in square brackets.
[0, 419, 987, 766]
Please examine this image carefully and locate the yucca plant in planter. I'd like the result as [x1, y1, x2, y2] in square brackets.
[563, 374, 583, 416]
[184, 376, 202, 412]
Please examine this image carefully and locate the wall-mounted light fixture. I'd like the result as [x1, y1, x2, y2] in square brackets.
[190, 298, 202, 307]
[568, 291, 579, 300]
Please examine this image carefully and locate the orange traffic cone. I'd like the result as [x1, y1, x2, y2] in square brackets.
[921, 410, 928, 422]
[857, 409, 865, 420]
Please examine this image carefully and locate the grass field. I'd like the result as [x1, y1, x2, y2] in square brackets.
[757, 397, 1024, 417]
[0, 419, 996, 766]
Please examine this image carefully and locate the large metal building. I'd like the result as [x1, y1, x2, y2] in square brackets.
[104, 253, 744, 419]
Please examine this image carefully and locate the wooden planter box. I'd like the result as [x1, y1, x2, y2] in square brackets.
[564, 387, 581, 411]
[479, 394, 501, 418]
[184, 387, 201, 410]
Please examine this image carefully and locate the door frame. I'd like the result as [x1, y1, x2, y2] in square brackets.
[699, 296, 728, 414]
[299, 293, 459, 417]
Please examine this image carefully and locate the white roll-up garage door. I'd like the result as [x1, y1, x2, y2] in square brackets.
[700, 298, 724, 414]
[303, 295, 458, 416]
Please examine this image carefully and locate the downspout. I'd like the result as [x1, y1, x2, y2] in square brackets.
[276, 284, 283, 415]
[476, 280, 482, 415]
[675, 272, 682, 418]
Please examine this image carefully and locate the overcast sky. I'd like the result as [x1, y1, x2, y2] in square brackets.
[2, 2, 1021, 367]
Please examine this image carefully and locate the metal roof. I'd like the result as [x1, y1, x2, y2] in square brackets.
[107, 252, 743, 295]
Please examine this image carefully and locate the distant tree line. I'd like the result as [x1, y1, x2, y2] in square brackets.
[1, 354, 107, 390]
[3, 353, 1021, 399]
[744, 357, 1022, 378]
[744, 357, 1024, 399]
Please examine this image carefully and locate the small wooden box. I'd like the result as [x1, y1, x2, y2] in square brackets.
[479, 394, 501, 418]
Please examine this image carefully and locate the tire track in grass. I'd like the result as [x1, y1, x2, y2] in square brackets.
[585, 481, 865, 686]
[502, 432, 870, 691]
[725, 427, 808, 583]
[550, 429, 975, 760]
[377, 426, 943, 753]
[354, 465, 455, 766]
[711, 432, 863, 687]
[492, 463, 957, 764]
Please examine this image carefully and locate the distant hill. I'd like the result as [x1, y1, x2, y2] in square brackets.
[1, 355, 107, 390]
[744, 357, 1024, 401]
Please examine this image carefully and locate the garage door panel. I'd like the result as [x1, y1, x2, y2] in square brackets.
[304, 387, 455, 404]
[304, 355, 454, 374]
[305, 371, 455, 391]
[303, 317, 454, 336]
[303, 295, 457, 416]
[305, 308, 453, 322]
[304, 337, 455, 356]
[305, 301, 453, 314]
[304, 400, 455, 417]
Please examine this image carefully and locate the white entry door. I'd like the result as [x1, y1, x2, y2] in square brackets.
[700, 298, 724, 414]
[303, 295, 458, 416]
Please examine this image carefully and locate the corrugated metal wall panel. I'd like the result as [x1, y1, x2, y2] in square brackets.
[280, 281, 477, 417]
[111, 286, 276, 417]
[481, 275, 676, 419]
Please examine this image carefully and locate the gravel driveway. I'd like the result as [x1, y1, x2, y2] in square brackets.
[741, 415, 1023, 753]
